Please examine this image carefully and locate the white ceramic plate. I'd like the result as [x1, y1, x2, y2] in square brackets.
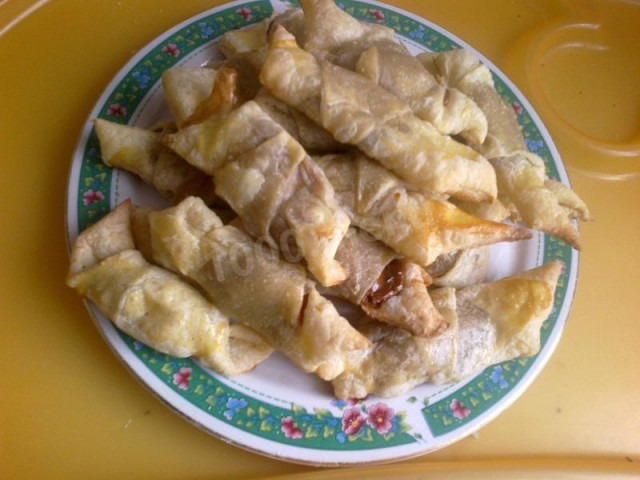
[66, 0, 578, 466]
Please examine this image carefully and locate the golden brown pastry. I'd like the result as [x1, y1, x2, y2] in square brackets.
[180, 67, 240, 127]
[325, 227, 447, 337]
[260, 25, 497, 202]
[214, 130, 350, 286]
[165, 84, 349, 286]
[316, 152, 530, 266]
[145, 196, 370, 381]
[299, 0, 403, 69]
[490, 151, 592, 249]
[94, 119, 217, 205]
[67, 201, 273, 376]
[420, 48, 591, 248]
[68, 201, 137, 276]
[165, 98, 350, 287]
[162, 67, 218, 128]
[331, 287, 459, 399]
[426, 196, 510, 288]
[418, 48, 526, 158]
[356, 46, 488, 144]
[68, 6, 588, 401]
[164, 99, 282, 174]
[543, 178, 592, 221]
[301, 0, 392, 52]
[332, 261, 563, 399]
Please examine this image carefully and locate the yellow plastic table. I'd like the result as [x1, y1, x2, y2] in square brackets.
[1, 0, 638, 478]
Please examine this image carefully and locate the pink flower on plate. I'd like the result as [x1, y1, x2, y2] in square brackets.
[82, 189, 104, 206]
[173, 367, 192, 390]
[369, 9, 385, 23]
[106, 103, 127, 116]
[450, 399, 471, 419]
[512, 101, 523, 115]
[236, 7, 252, 21]
[341, 407, 366, 435]
[366, 402, 395, 434]
[162, 43, 181, 57]
[281, 416, 303, 439]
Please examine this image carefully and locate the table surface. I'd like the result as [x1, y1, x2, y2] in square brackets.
[1, 0, 639, 478]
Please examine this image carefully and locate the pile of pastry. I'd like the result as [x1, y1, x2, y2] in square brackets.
[67, 0, 590, 399]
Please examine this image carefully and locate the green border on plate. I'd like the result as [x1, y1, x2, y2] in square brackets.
[74, 0, 574, 450]
[126, 337, 414, 449]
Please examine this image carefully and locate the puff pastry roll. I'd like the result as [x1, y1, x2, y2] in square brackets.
[420, 49, 591, 248]
[326, 228, 447, 337]
[449, 260, 563, 378]
[67, 201, 273, 376]
[332, 261, 563, 399]
[332, 287, 459, 399]
[214, 130, 350, 285]
[418, 48, 526, 158]
[299, 0, 404, 69]
[94, 119, 217, 205]
[298, 3, 486, 143]
[165, 100, 281, 174]
[490, 151, 590, 249]
[301, 0, 392, 51]
[356, 46, 488, 144]
[316, 152, 530, 266]
[165, 98, 350, 286]
[145, 197, 370, 380]
[260, 26, 497, 202]
[543, 178, 592, 221]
